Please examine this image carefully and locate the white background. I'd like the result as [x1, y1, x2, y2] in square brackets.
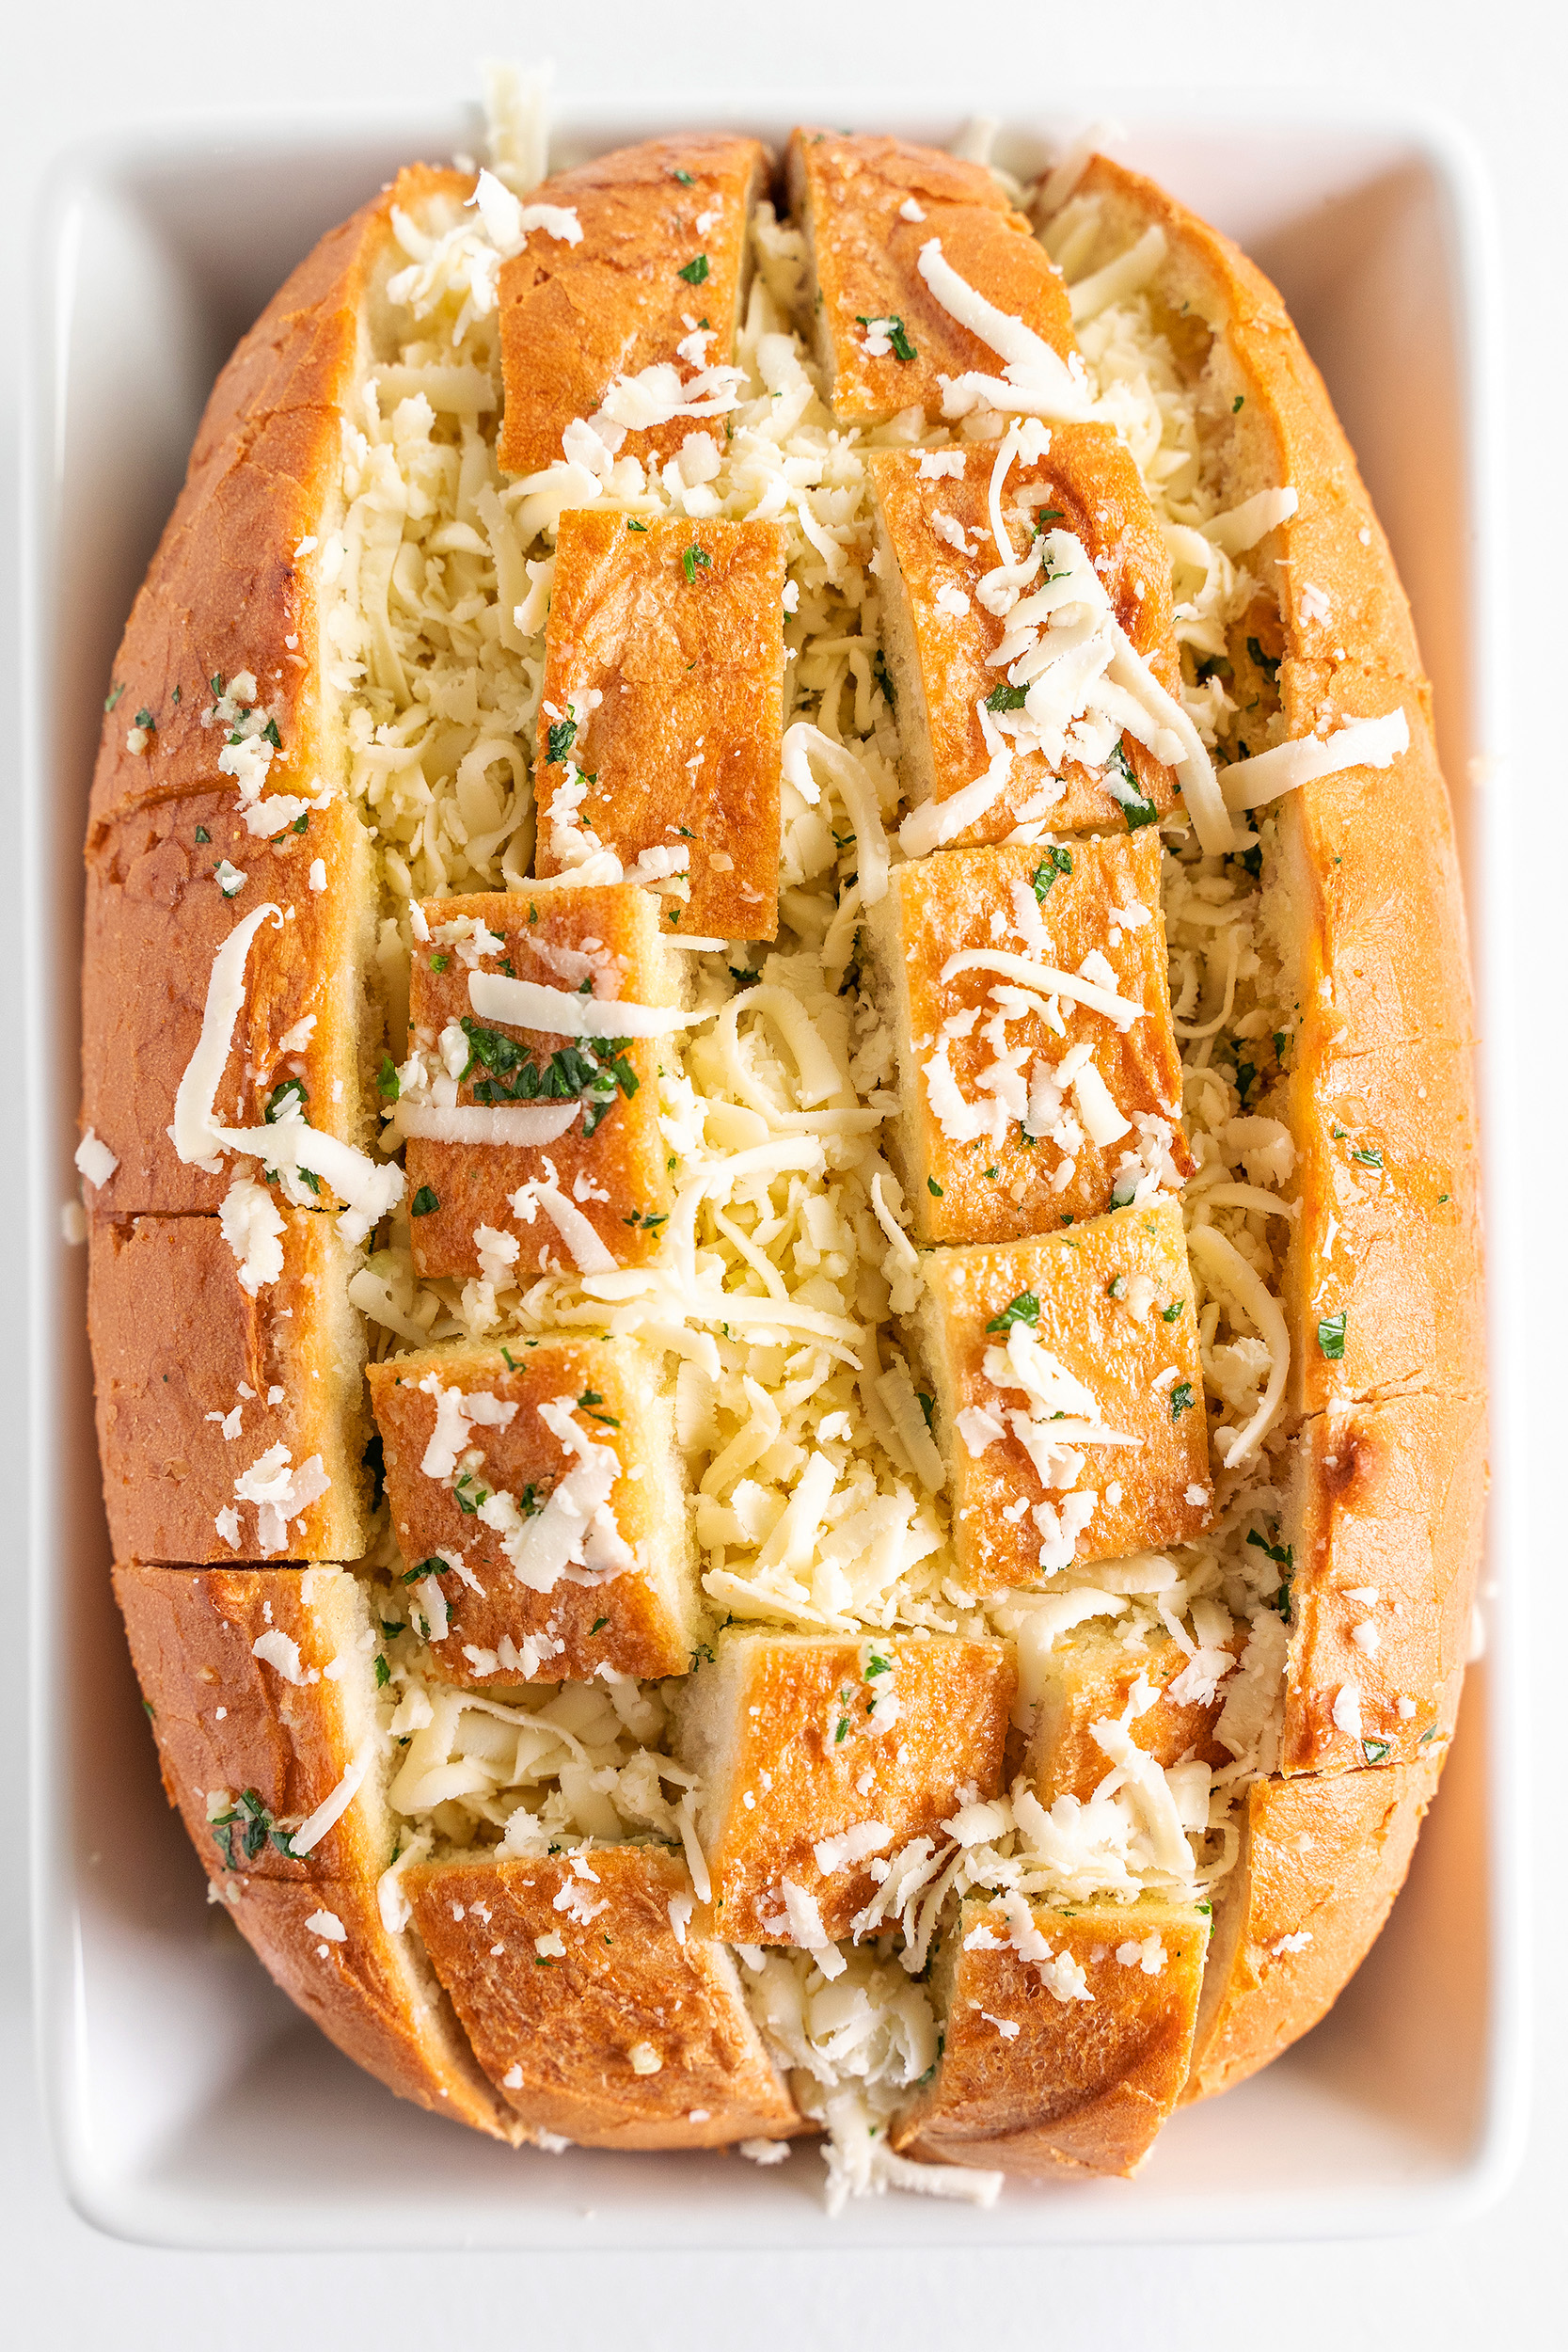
[5, 2, 1563, 2343]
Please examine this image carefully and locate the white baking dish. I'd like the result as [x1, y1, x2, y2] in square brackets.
[22, 93, 1527, 2249]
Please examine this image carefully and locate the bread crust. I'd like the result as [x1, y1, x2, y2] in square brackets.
[1184, 1748, 1445, 2102]
[787, 131, 1075, 427]
[90, 1212, 370, 1564]
[893, 1894, 1209, 2175]
[405, 1846, 802, 2149]
[498, 135, 768, 477]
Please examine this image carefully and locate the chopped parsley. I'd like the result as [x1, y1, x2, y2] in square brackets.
[104, 681, 126, 713]
[373, 1655, 390, 1689]
[1246, 635, 1281, 686]
[673, 168, 694, 186]
[410, 1185, 439, 1216]
[591, 1615, 610, 1633]
[457, 1016, 636, 1137]
[1352, 1145, 1384, 1168]
[452, 1471, 489, 1516]
[1031, 845, 1073, 900]
[927, 1176, 943, 1198]
[376, 1053, 400, 1103]
[626, 516, 647, 532]
[986, 1290, 1040, 1336]
[263, 1076, 309, 1124]
[135, 707, 156, 733]
[577, 1389, 621, 1428]
[1246, 1528, 1293, 1570]
[1235, 1060, 1257, 1104]
[1168, 1380, 1196, 1420]
[1362, 1738, 1392, 1765]
[985, 681, 1029, 714]
[1107, 1274, 1128, 1300]
[546, 717, 578, 765]
[1106, 739, 1158, 831]
[194, 825, 210, 844]
[873, 649, 895, 707]
[210, 1788, 294, 1868]
[916, 1391, 935, 1429]
[677, 253, 710, 285]
[1316, 1311, 1347, 1360]
[623, 1209, 669, 1231]
[429, 952, 449, 974]
[1161, 1298, 1184, 1323]
[681, 543, 711, 584]
[1233, 394, 1244, 413]
[856, 312, 916, 361]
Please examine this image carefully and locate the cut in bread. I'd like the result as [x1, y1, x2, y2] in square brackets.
[1184, 1746, 1446, 2103]
[894, 1891, 1209, 2175]
[90, 1212, 370, 1564]
[786, 130, 1075, 428]
[497, 135, 768, 477]
[864, 832, 1191, 1247]
[1280, 1390, 1487, 1776]
[112, 1561, 519, 2140]
[916, 1200, 1212, 1591]
[367, 1336, 704, 1686]
[534, 512, 787, 940]
[400, 881, 683, 1279]
[671, 1629, 1015, 1944]
[80, 792, 378, 1218]
[405, 1845, 802, 2149]
[868, 433, 1180, 845]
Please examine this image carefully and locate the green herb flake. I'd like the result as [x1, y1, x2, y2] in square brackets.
[1168, 1380, 1196, 1420]
[1106, 739, 1158, 831]
[578, 1389, 621, 1428]
[135, 707, 156, 732]
[1316, 1311, 1347, 1360]
[927, 1176, 943, 1198]
[673, 168, 695, 185]
[681, 543, 711, 584]
[678, 253, 710, 285]
[1233, 394, 1244, 413]
[626, 516, 648, 532]
[410, 1185, 439, 1216]
[1031, 845, 1073, 900]
[104, 681, 126, 713]
[292, 812, 309, 835]
[263, 1075, 309, 1124]
[1107, 1274, 1128, 1300]
[916, 1391, 935, 1430]
[546, 717, 578, 765]
[1246, 634, 1281, 686]
[986, 1290, 1041, 1336]
[1246, 1528, 1293, 1570]
[195, 825, 210, 844]
[141, 1698, 155, 1719]
[373, 1655, 390, 1689]
[1352, 1145, 1384, 1168]
[591, 1615, 610, 1634]
[429, 953, 449, 974]
[1161, 1298, 1184, 1323]
[1362, 1737, 1392, 1764]
[985, 681, 1029, 714]
[377, 1053, 400, 1103]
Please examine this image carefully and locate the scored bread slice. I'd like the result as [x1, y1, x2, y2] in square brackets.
[863, 831, 1191, 1248]
[915, 1200, 1212, 1590]
[112, 1561, 521, 2141]
[367, 1335, 705, 1686]
[405, 1845, 803, 2150]
[1022, 1609, 1243, 1804]
[1183, 1743, 1446, 2102]
[786, 130, 1076, 427]
[497, 134, 768, 477]
[89, 1210, 371, 1564]
[670, 1629, 1015, 1945]
[894, 1891, 1210, 2175]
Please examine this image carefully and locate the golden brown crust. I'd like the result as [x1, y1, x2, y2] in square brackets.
[866, 833, 1192, 1246]
[498, 135, 768, 477]
[90, 1213, 370, 1564]
[112, 1561, 390, 1880]
[1075, 157, 1482, 1422]
[534, 513, 786, 940]
[788, 131, 1075, 426]
[404, 882, 680, 1278]
[917, 1201, 1212, 1590]
[868, 435, 1179, 840]
[406, 1846, 802, 2149]
[894, 1895, 1209, 2175]
[1025, 1615, 1242, 1804]
[221, 1872, 523, 2141]
[1184, 1748, 1445, 2102]
[80, 793, 376, 1216]
[672, 1631, 1015, 1943]
[1281, 1391, 1485, 1775]
[367, 1336, 703, 1685]
[86, 163, 467, 837]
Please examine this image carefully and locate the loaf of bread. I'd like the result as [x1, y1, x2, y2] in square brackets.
[79, 94, 1482, 2210]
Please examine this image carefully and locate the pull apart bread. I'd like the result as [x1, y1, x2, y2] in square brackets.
[80, 106, 1482, 2209]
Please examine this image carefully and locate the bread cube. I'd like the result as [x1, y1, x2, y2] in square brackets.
[80, 791, 377, 1217]
[366, 1336, 702, 1687]
[498, 135, 767, 477]
[865, 832, 1191, 1247]
[112, 1560, 520, 2139]
[402, 882, 681, 1280]
[112, 1562, 391, 1881]
[786, 130, 1076, 428]
[1022, 1609, 1243, 1804]
[893, 1893, 1210, 2176]
[1280, 1391, 1485, 1777]
[1185, 1749, 1444, 2104]
[868, 435, 1180, 845]
[916, 1201, 1212, 1595]
[671, 1629, 1015, 1945]
[90, 1214, 371, 1564]
[534, 513, 786, 941]
[405, 1845, 800, 2150]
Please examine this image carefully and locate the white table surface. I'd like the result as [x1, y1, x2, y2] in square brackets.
[5, 1, 1563, 2340]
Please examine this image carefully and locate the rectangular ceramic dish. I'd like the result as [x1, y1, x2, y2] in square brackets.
[22, 93, 1526, 2248]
